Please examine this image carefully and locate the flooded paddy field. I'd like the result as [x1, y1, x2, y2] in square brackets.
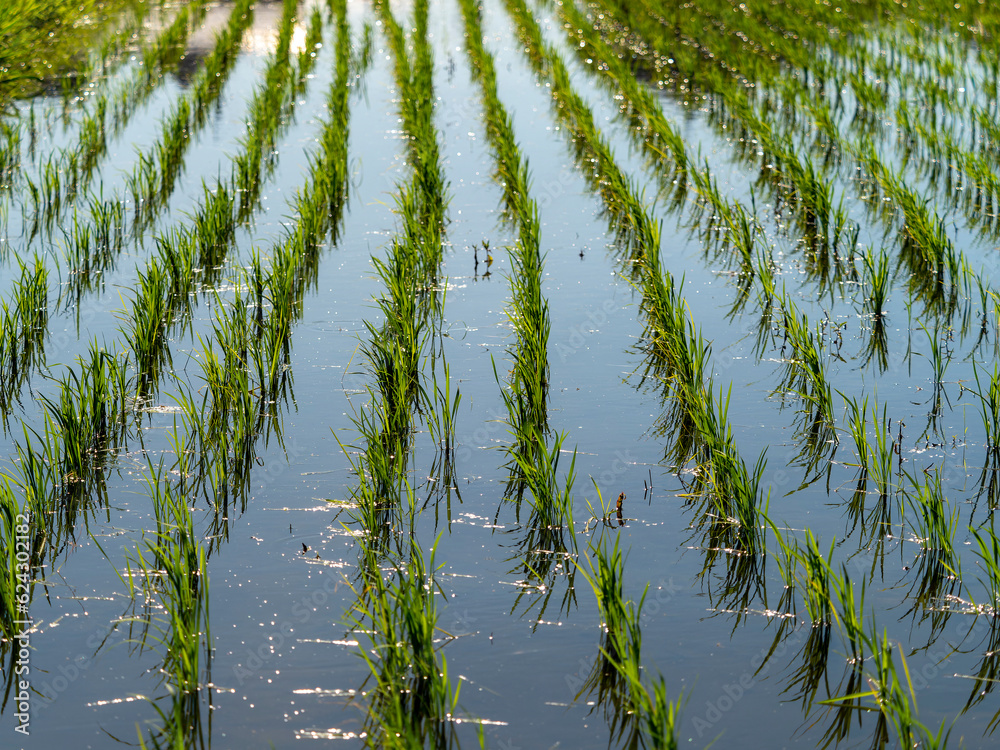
[2, 0, 1000, 746]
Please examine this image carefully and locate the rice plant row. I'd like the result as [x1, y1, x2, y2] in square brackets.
[457, 0, 560, 518]
[337, 0, 464, 741]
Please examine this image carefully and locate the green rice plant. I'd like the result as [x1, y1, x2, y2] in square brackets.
[824, 631, 955, 748]
[574, 535, 646, 743]
[192, 183, 237, 274]
[118, 261, 172, 400]
[0, 477, 37, 639]
[639, 274, 712, 467]
[0, 254, 48, 415]
[904, 471, 959, 565]
[232, 0, 306, 222]
[152, 97, 192, 206]
[790, 530, 835, 627]
[834, 388, 898, 506]
[0, 121, 22, 188]
[63, 206, 94, 273]
[37, 349, 127, 489]
[861, 246, 891, 319]
[154, 229, 197, 304]
[828, 563, 867, 663]
[340, 0, 447, 531]
[577, 536, 643, 671]
[125, 152, 159, 231]
[500, 240, 551, 476]
[347, 540, 460, 747]
[574, 535, 683, 748]
[335, 118, 439, 545]
[90, 191, 126, 260]
[9, 428, 58, 535]
[775, 296, 834, 429]
[63, 192, 125, 291]
[425, 361, 461, 456]
[680, 384, 770, 554]
[840, 392, 873, 477]
[971, 522, 1000, 614]
[335, 411, 411, 555]
[460, 0, 552, 446]
[854, 141, 960, 314]
[918, 323, 951, 393]
[972, 362, 1000, 468]
[914, 322, 952, 442]
[745, 250, 780, 351]
[637, 676, 684, 750]
[507, 424, 578, 535]
[868, 408, 898, 500]
[125, 461, 212, 749]
[360, 259, 427, 454]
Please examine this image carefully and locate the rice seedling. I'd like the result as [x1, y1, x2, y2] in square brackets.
[459, 0, 551, 460]
[828, 563, 867, 664]
[574, 535, 683, 749]
[823, 630, 955, 748]
[0, 254, 48, 415]
[117, 261, 172, 400]
[329, 12, 466, 739]
[787, 530, 835, 627]
[124, 461, 212, 749]
[639, 278, 713, 467]
[425, 361, 461, 457]
[37, 348, 128, 490]
[774, 295, 835, 431]
[574, 536, 646, 743]
[346, 540, 460, 746]
[341, 0, 448, 518]
[904, 471, 959, 566]
[0, 476, 38, 639]
[526, 429, 579, 535]
[0, 121, 21, 189]
[840, 392, 873, 478]
[682, 385, 772, 555]
[972, 362, 1000, 470]
[971, 522, 1000, 615]
[840, 394, 897, 499]
[861, 245, 891, 320]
